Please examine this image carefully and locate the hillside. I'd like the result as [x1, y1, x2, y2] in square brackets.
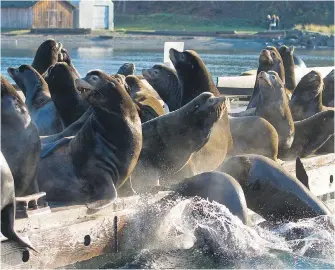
[113, 1, 334, 32]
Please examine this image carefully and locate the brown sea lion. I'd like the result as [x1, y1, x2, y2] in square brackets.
[286, 110, 335, 158]
[247, 47, 285, 109]
[1, 76, 40, 196]
[44, 62, 89, 127]
[220, 154, 331, 222]
[117, 63, 135, 76]
[131, 92, 227, 192]
[125, 75, 165, 122]
[289, 70, 332, 121]
[322, 69, 334, 107]
[38, 73, 142, 209]
[7, 65, 63, 135]
[255, 71, 295, 155]
[169, 48, 233, 172]
[142, 64, 182, 112]
[278, 45, 296, 93]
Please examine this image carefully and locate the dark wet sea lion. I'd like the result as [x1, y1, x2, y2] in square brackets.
[131, 92, 227, 192]
[38, 74, 142, 209]
[32, 39, 63, 76]
[7, 65, 63, 135]
[286, 110, 334, 158]
[175, 172, 249, 224]
[278, 45, 296, 93]
[125, 75, 165, 122]
[255, 71, 295, 155]
[142, 64, 182, 111]
[169, 49, 233, 172]
[247, 47, 285, 109]
[44, 62, 89, 127]
[322, 69, 334, 107]
[220, 154, 331, 222]
[1, 152, 36, 251]
[1, 76, 40, 196]
[117, 63, 135, 76]
[289, 70, 332, 121]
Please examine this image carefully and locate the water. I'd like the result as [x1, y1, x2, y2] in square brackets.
[1, 42, 334, 269]
[68, 196, 334, 269]
[1, 44, 334, 82]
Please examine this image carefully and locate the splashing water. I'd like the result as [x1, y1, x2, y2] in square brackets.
[101, 196, 334, 269]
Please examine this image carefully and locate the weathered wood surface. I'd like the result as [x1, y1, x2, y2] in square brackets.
[217, 66, 334, 96]
[1, 154, 334, 269]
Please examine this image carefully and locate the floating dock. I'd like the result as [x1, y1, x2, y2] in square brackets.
[1, 154, 334, 269]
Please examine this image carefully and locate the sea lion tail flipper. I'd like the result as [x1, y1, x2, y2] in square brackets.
[40, 137, 73, 158]
[1, 204, 38, 252]
[295, 157, 309, 189]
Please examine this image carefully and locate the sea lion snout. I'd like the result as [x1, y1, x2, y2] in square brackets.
[7, 67, 18, 78]
[259, 49, 272, 62]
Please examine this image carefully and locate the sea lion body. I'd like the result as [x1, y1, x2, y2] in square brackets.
[170, 49, 233, 173]
[125, 75, 165, 122]
[278, 45, 296, 93]
[7, 65, 63, 135]
[287, 110, 335, 158]
[220, 154, 331, 222]
[1, 152, 36, 251]
[174, 172, 249, 224]
[1, 76, 40, 196]
[131, 92, 227, 192]
[38, 72, 142, 208]
[255, 71, 295, 155]
[44, 62, 89, 127]
[322, 69, 334, 107]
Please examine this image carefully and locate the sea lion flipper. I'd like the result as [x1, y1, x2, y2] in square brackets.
[1, 204, 38, 252]
[40, 137, 73, 158]
[296, 157, 309, 189]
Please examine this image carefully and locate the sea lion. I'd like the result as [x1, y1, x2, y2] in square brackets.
[220, 154, 331, 222]
[278, 45, 296, 93]
[286, 110, 335, 158]
[1, 152, 36, 251]
[125, 75, 165, 122]
[142, 64, 182, 112]
[322, 69, 334, 107]
[117, 63, 135, 76]
[1, 76, 40, 196]
[247, 47, 285, 109]
[174, 172, 249, 224]
[289, 70, 331, 121]
[44, 62, 89, 127]
[32, 39, 62, 76]
[7, 65, 63, 135]
[255, 71, 295, 155]
[38, 74, 142, 208]
[169, 48, 233, 173]
[131, 92, 227, 192]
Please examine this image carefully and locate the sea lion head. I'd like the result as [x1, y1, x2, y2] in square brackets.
[32, 39, 63, 74]
[44, 62, 75, 89]
[278, 45, 295, 57]
[76, 70, 136, 118]
[117, 63, 135, 76]
[293, 70, 323, 101]
[169, 49, 206, 74]
[258, 70, 285, 99]
[124, 75, 143, 96]
[179, 92, 227, 151]
[7, 65, 44, 95]
[1, 76, 30, 127]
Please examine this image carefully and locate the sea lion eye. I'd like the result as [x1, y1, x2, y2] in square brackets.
[180, 54, 185, 61]
[271, 52, 275, 57]
[271, 75, 276, 79]
[195, 104, 200, 109]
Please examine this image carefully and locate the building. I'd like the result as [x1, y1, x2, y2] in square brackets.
[1, 1, 76, 29]
[72, 0, 114, 30]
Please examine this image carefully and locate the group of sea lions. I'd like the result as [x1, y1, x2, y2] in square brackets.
[1, 39, 334, 251]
